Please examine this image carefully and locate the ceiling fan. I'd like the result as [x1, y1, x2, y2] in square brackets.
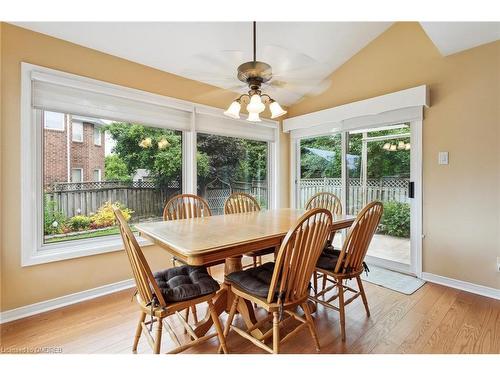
[185, 22, 332, 122]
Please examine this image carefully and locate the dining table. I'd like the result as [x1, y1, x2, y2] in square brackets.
[135, 208, 355, 340]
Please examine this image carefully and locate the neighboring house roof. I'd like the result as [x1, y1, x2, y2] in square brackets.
[72, 115, 107, 126]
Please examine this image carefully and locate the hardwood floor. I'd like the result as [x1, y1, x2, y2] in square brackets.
[1, 265, 499, 354]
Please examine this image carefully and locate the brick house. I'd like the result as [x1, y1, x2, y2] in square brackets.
[43, 111, 106, 188]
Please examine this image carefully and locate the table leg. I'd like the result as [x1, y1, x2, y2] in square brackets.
[193, 255, 265, 339]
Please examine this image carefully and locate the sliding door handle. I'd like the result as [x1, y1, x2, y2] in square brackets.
[408, 181, 415, 199]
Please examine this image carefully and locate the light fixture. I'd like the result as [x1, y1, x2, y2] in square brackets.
[246, 94, 265, 114]
[397, 141, 406, 150]
[389, 144, 397, 151]
[223, 100, 241, 119]
[224, 22, 287, 121]
[247, 112, 261, 122]
[382, 142, 391, 150]
[405, 143, 411, 150]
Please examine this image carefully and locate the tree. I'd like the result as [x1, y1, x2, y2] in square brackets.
[104, 122, 182, 186]
[104, 155, 131, 182]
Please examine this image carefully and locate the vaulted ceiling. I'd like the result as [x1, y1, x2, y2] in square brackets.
[12, 22, 500, 106]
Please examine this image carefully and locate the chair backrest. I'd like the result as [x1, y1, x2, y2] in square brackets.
[305, 192, 342, 215]
[224, 192, 261, 214]
[267, 208, 333, 305]
[163, 194, 212, 221]
[114, 207, 167, 307]
[335, 201, 383, 274]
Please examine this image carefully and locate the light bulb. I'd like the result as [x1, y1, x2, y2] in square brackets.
[247, 112, 261, 122]
[405, 143, 411, 150]
[224, 100, 241, 119]
[397, 141, 406, 150]
[269, 100, 287, 118]
[390, 144, 397, 151]
[382, 143, 391, 150]
[246, 94, 265, 114]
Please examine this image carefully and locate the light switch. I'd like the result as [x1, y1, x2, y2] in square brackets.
[438, 152, 449, 165]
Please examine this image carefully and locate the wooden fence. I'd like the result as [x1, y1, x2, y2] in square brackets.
[298, 177, 409, 213]
[45, 181, 181, 222]
[46, 179, 268, 220]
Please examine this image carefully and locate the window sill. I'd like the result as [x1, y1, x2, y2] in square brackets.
[21, 234, 153, 267]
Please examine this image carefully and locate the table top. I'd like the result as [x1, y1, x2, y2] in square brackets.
[136, 209, 355, 262]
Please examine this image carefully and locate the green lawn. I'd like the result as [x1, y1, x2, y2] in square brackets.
[44, 225, 137, 244]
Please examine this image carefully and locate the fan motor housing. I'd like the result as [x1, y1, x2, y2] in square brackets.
[237, 61, 272, 88]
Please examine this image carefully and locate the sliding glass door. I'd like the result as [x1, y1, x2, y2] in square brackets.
[296, 122, 420, 274]
[347, 125, 411, 268]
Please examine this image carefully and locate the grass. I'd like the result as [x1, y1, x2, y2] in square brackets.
[44, 225, 137, 244]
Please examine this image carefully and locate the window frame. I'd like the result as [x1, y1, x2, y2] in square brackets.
[20, 63, 279, 266]
[71, 168, 84, 183]
[71, 121, 84, 142]
[43, 111, 65, 131]
[93, 168, 102, 182]
[93, 125, 102, 146]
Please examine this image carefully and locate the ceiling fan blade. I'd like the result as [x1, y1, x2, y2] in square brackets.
[266, 78, 331, 96]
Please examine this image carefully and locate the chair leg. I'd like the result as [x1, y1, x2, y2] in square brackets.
[191, 305, 199, 324]
[218, 295, 239, 353]
[338, 282, 346, 341]
[208, 300, 228, 354]
[183, 308, 190, 334]
[321, 274, 327, 290]
[272, 311, 280, 354]
[356, 275, 370, 317]
[132, 312, 146, 353]
[302, 303, 320, 352]
[154, 317, 163, 354]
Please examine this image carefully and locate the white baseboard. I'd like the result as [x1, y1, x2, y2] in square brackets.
[422, 272, 499, 300]
[0, 279, 134, 324]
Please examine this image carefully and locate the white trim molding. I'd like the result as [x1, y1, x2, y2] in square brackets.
[0, 279, 135, 324]
[422, 273, 500, 300]
[283, 85, 429, 135]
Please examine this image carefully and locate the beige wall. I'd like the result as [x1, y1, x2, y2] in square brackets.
[0, 23, 289, 311]
[288, 22, 500, 289]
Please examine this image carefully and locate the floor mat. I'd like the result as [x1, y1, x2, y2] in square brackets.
[360, 265, 425, 295]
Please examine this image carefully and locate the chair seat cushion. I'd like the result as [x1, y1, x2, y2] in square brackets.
[225, 262, 275, 298]
[316, 247, 342, 270]
[154, 265, 220, 303]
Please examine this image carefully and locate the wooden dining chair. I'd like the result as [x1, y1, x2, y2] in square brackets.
[305, 192, 343, 293]
[224, 192, 277, 268]
[309, 201, 383, 341]
[163, 193, 225, 327]
[114, 207, 228, 354]
[221, 208, 333, 354]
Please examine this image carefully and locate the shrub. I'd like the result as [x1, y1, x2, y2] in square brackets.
[69, 215, 92, 231]
[380, 201, 410, 238]
[90, 201, 133, 229]
[44, 198, 67, 235]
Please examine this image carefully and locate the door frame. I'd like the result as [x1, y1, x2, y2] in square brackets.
[291, 119, 423, 277]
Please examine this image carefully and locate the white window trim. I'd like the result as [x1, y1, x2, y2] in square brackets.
[71, 167, 84, 183]
[93, 168, 102, 182]
[287, 87, 427, 278]
[93, 126, 102, 146]
[43, 111, 65, 131]
[21, 62, 279, 267]
[72, 121, 83, 142]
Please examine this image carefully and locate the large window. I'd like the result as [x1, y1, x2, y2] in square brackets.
[21, 63, 278, 266]
[43, 112, 182, 245]
[196, 133, 269, 215]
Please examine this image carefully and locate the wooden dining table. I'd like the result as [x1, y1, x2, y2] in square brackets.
[135, 208, 355, 339]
